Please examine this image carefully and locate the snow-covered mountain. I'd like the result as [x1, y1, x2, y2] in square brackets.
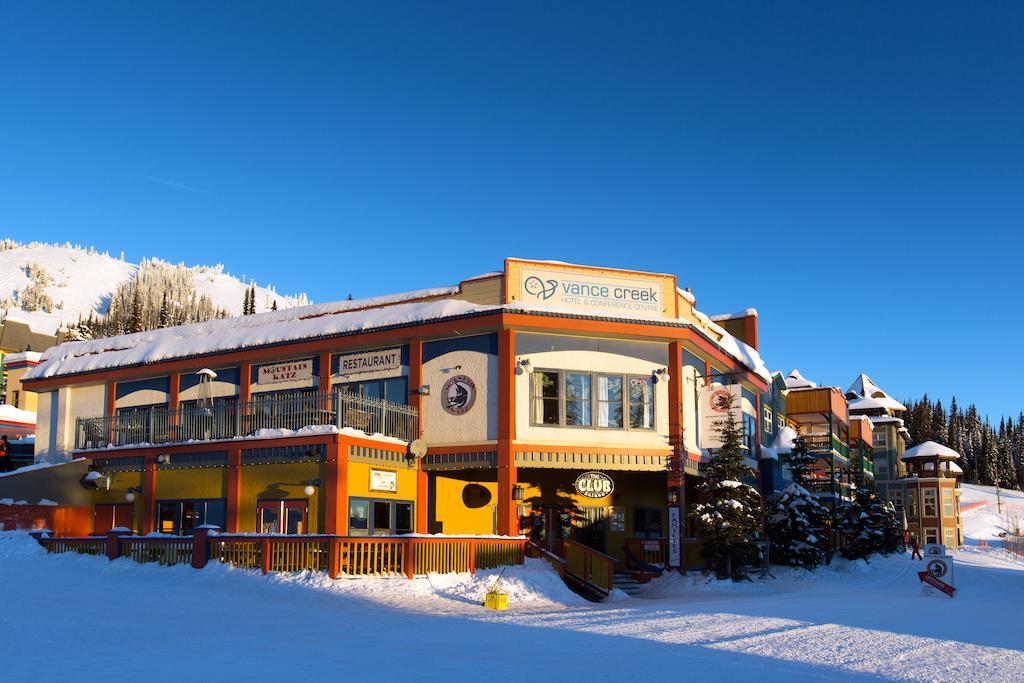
[0, 241, 308, 335]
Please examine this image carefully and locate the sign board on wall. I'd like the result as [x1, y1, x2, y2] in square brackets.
[668, 507, 681, 568]
[335, 347, 403, 381]
[441, 375, 477, 415]
[258, 359, 313, 385]
[574, 471, 614, 499]
[511, 261, 670, 319]
[698, 384, 743, 450]
[369, 469, 398, 493]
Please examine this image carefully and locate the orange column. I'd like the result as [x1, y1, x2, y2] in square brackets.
[496, 328, 518, 536]
[141, 455, 157, 535]
[323, 438, 348, 534]
[105, 382, 117, 417]
[318, 352, 331, 405]
[668, 342, 686, 573]
[408, 341, 429, 533]
[226, 447, 242, 532]
[239, 363, 252, 407]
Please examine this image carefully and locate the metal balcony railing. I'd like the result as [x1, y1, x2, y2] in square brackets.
[74, 391, 418, 450]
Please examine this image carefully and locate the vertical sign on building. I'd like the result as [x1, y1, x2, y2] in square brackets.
[668, 507, 681, 568]
[698, 384, 743, 449]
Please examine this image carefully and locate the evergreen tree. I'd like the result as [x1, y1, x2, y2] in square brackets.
[157, 292, 170, 328]
[127, 285, 143, 334]
[691, 397, 763, 580]
[931, 400, 948, 445]
[837, 488, 901, 561]
[767, 437, 828, 569]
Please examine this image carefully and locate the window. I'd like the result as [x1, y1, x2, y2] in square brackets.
[924, 528, 938, 545]
[11, 390, 19, 408]
[628, 376, 654, 429]
[923, 488, 937, 517]
[533, 371, 560, 425]
[942, 488, 954, 517]
[596, 374, 623, 428]
[875, 460, 889, 476]
[943, 528, 956, 549]
[890, 489, 903, 511]
[743, 413, 757, 452]
[777, 414, 786, 431]
[565, 373, 592, 426]
[155, 499, 226, 535]
[873, 430, 888, 448]
[348, 498, 414, 536]
[257, 500, 308, 534]
[763, 406, 773, 434]
[337, 377, 408, 405]
[907, 489, 918, 517]
[530, 370, 655, 430]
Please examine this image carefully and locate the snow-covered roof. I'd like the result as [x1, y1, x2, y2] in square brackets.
[0, 404, 36, 425]
[948, 462, 964, 474]
[845, 373, 906, 412]
[760, 426, 799, 461]
[903, 441, 961, 461]
[784, 369, 817, 389]
[26, 265, 773, 385]
[710, 308, 758, 322]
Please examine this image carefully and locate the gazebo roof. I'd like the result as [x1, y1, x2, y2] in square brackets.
[903, 440, 961, 461]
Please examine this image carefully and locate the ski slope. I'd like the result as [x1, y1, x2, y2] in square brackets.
[960, 483, 1024, 543]
[0, 242, 306, 334]
[2, 532, 1022, 682]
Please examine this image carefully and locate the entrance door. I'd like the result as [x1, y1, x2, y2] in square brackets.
[257, 500, 308, 534]
[94, 503, 134, 535]
[576, 506, 608, 553]
[538, 504, 572, 552]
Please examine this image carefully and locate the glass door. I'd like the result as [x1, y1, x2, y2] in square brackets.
[257, 500, 309, 534]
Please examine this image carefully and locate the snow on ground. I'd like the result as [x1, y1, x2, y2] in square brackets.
[960, 483, 1024, 543]
[2, 532, 1023, 682]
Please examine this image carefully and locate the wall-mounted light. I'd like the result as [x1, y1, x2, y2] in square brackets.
[417, 385, 431, 396]
[515, 358, 532, 375]
[511, 484, 525, 501]
[156, 454, 171, 464]
[125, 486, 143, 503]
[652, 368, 669, 384]
[667, 489, 679, 506]
[303, 478, 322, 497]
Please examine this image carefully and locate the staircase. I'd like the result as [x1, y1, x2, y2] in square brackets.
[612, 571, 645, 596]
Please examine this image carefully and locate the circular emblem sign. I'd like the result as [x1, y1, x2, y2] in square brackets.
[926, 558, 949, 579]
[709, 388, 732, 413]
[441, 375, 476, 415]
[574, 471, 614, 499]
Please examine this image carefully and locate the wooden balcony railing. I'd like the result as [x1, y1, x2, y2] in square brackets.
[38, 530, 526, 580]
[563, 539, 616, 596]
[74, 390, 418, 450]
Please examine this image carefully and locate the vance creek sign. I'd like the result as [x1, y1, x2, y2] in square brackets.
[515, 264, 669, 319]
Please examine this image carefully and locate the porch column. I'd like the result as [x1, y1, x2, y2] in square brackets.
[324, 438, 348, 534]
[408, 341, 429, 533]
[105, 382, 117, 445]
[318, 352, 331, 410]
[667, 342, 686, 572]
[141, 455, 157, 535]
[496, 328, 518, 536]
[168, 373, 180, 439]
[226, 447, 242, 532]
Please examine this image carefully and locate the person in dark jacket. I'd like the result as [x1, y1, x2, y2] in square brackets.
[0, 435, 11, 473]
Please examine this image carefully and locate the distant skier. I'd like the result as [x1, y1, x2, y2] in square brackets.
[0, 435, 11, 473]
[909, 534, 923, 560]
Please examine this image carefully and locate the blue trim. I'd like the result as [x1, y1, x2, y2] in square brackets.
[423, 334, 497, 363]
[115, 377, 170, 400]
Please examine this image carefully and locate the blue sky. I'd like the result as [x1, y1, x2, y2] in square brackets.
[1, 3, 1022, 419]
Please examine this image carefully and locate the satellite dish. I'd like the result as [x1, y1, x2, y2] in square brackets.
[409, 439, 427, 459]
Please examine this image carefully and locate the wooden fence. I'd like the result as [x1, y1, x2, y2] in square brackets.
[37, 530, 526, 580]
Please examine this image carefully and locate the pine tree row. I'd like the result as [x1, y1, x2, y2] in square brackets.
[903, 395, 1024, 490]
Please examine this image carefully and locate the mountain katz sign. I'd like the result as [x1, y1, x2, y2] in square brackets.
[574, 471, 614, 499]
[258, 359, 313, 385]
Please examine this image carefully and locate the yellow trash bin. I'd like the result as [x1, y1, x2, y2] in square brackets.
[484, 591, 508, 611]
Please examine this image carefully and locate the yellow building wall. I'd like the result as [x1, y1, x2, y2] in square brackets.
[430, 473, 498, 535]
[155, 467, 227, 501]
[239, 462, 325, 533]
[347, 460, 418, 502]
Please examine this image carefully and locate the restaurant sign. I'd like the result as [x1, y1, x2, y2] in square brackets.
[258, 359, 313, 385]
[574, 471, 614, 499]
[335, 347, 403, 381]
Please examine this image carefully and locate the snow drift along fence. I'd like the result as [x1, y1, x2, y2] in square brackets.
[37, 530, 526, 579]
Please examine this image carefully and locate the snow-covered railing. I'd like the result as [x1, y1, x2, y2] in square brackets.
[36, 530, 526, 580]
[73, 390, 418, 450]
